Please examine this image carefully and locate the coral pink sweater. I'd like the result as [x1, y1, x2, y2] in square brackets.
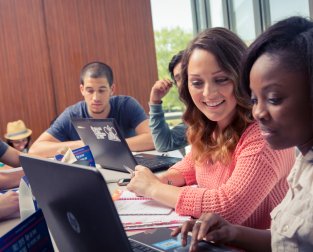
[170, 122, 295, 229]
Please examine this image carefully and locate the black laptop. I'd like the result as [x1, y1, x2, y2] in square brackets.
[71, 118, 182, 173]
[19, 155, 237, 252]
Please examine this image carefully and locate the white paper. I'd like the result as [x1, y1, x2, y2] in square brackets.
[120, 211, 190, 229]
[19, 177, 36, 220]
[61, 148, 77, 163]
[115, 199, 172, 215]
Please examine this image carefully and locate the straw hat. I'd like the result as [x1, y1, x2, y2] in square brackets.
[4, 120, 32, 140]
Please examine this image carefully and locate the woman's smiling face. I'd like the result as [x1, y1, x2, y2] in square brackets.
[187, 49, 237, 130]
[250, 53, 313, 153]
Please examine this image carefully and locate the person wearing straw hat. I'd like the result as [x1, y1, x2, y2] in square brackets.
[4, 120, 32, 153]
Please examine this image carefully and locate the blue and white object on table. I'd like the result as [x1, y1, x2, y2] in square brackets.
[55, 145, 96, 167]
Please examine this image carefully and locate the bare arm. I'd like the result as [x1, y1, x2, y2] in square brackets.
[148, 181, 184, 208]
[127, 166, 186, 208]
[0, 146, 24, 190]
[0, 171, 24, 190]
[231, 225, 271, 252]
[0, 191, 19, 220]
[126, 119, 154, 151]
[149, 79, 173, 104]
[29, 132, 84, 158]
[158, 168, 186, 186]
[1, 145, 20, 167]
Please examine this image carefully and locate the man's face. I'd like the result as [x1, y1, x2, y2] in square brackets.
[80, 77, 115, 118]
[173, 62, 182, 87]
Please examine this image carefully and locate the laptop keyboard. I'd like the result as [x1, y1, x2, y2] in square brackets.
[130, 240, 159, 252]
[134, 154, 181, 171]
[136, 157, 174, 169]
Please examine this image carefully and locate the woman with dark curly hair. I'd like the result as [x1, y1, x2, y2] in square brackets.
[127, 27, 295, 229]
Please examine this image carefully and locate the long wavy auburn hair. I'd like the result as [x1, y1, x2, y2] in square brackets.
[179, 27, 253, 164]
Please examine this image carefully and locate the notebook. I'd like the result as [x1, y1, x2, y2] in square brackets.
[20, 155, 238, 252]
[112, 190, 190, 230]
[114, 190, 173, 215]
[71, 118, 182, 172]
[120, 211, 191, 231]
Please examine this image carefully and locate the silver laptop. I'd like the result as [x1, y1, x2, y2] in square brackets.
[71, 118, 182, 173]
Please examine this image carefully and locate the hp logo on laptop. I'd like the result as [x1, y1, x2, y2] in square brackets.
[67, 211, 81, 234]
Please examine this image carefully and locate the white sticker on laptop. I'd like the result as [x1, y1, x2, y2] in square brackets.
[90, 126, 121, 142]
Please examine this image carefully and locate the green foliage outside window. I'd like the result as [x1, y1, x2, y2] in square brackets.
[154, 27, 193, 112]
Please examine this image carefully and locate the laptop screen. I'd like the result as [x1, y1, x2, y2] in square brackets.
[71, 118, 138, 172]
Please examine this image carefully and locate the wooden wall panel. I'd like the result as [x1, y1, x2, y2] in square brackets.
[0, 0, 157, 142]
[43, 0, 157, 114]
[0, 0, 56, 140]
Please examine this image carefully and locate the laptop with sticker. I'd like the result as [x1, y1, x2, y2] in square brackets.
[71, 118, 182, 173]
[19, 155, 191, 252]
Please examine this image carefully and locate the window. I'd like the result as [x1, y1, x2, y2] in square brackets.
[191, 0, 312, 43]
[150, 0, 193, 33]
[210, 0, 226, 27]
[228, 0, 261, 44]
[268, 0, 310, 24]
[150, 0, 193, 114]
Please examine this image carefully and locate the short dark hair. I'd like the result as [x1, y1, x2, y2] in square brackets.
[241, 16, 313, 101]
[80, 61, 114, 86]
[168, 50, 184, 81]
